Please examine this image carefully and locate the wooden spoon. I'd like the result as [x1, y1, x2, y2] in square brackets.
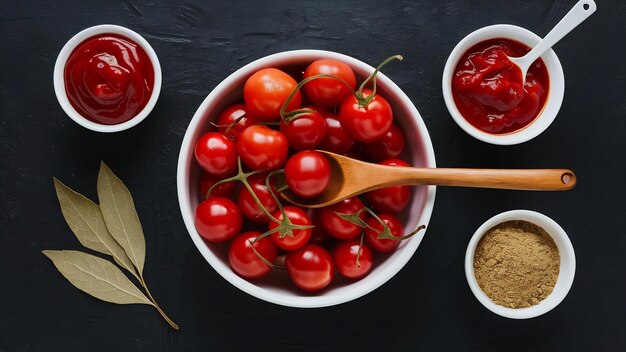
[278, 150, 576, 208]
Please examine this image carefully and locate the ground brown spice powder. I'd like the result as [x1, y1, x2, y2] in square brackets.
[473, 220, 560, 308]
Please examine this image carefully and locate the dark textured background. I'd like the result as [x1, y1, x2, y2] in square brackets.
[1, 0, 625, 351]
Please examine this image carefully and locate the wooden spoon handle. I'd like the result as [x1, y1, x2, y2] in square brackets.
[391, 168, 576, 191]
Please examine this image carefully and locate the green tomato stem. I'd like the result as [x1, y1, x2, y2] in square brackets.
[355, 233, 364, 269]
[356, 55, 403, 107]
[206, 157, 279, 223]
[279, 73, 356, 121]
[248, 238, 286, 270]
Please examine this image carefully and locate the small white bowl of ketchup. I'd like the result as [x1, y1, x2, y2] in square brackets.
[442, 24, 565, 145]
[53, 24, 162, 133]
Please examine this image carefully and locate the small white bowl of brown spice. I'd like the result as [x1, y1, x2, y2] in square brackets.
[465, 210, 575, 319]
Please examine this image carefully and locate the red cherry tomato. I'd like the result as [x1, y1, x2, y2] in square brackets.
[319, 197, 367, 240]
[284, 150, 331, 198]
[243, 68, 302, 122]
[216, 104, 250, 140]
[333, 239, 374, 280]
[194, 132, 238, 178]
[310, 223, 332, 246]
[364, 214, 403, 253]
[279, 108, 327, 151]
[194, 197, 242, 243]
[365, 159, 411, 214]
[237, 172, 278, 223]
[199, 174, 237, 199]
[285, 244, 334, 291]
[339, 88, 393, 142]
[238, 125, 288, 171]
[343, 144, 364, 160]
[269, 206, 312, 251]
[318, 112, 354, 154]
[361, 123, 405, 162]
[303, 59, 357, 107]
[229, 231, 278, 279]
[309, 210, 333, 246]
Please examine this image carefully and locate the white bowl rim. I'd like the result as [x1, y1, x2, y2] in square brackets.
[53, 24, 162, 133]
[177, 49, 437, 308]
[442, 24, 565, 145]
[464, 209, 576, 319]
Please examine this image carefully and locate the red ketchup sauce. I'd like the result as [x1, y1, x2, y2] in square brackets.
[452, 38, 549, 134]
[64, 33, 154, 125]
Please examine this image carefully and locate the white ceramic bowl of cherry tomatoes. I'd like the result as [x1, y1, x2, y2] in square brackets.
[177, 50, 436, 307]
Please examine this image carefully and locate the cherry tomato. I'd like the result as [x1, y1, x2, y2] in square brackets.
[279, 108, 327, 151]
[243, 68, 302, 122]
[199, 174, 237, 199]
[195, 132, 237, 178]
[238, 125, 288, 171]
[361, 123, 405, 162]
[364, 214, 403, 253]
[237, 172, 278, 223]
[333, 238, 374, 280]
[343, 143, 364, 160]
[339, 88, 393, 142]
[319, 197, 367, 240]
[365, 159, 411, 214]
[318, 113, 354, 154]
[216, 104, 250, 140]
[269, 206, 312, 251]
[303, 59, 357, 107]
[284, 150, 331, 198]
[309, 210, 333, 246]
[229, 231, 278, 279]
[194, 197, 242, 243]
[285, 244, 334, 291]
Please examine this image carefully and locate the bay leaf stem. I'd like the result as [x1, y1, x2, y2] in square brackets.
[139, 275, 179, 330]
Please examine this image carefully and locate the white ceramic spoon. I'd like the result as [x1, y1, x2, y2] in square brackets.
[509, 0, 596, 84]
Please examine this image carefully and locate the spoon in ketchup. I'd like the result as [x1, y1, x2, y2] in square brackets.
[508, 0, 596, 84]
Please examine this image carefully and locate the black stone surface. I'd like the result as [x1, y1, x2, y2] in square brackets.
[1, 1, 625, 351]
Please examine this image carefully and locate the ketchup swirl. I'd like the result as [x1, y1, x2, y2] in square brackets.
[64, 33, 154, 125]
[451, 38, 550, 134]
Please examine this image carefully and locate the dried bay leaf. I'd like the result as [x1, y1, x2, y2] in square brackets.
[42, 250, 153, 306]
[97, 162, 146, 274]
[48, 163, 179, 330]
[53, 178, 138, 279]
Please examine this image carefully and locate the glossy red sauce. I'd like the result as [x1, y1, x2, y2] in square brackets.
[64, 33, 154, 125]
[452, 38, 549, 134]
